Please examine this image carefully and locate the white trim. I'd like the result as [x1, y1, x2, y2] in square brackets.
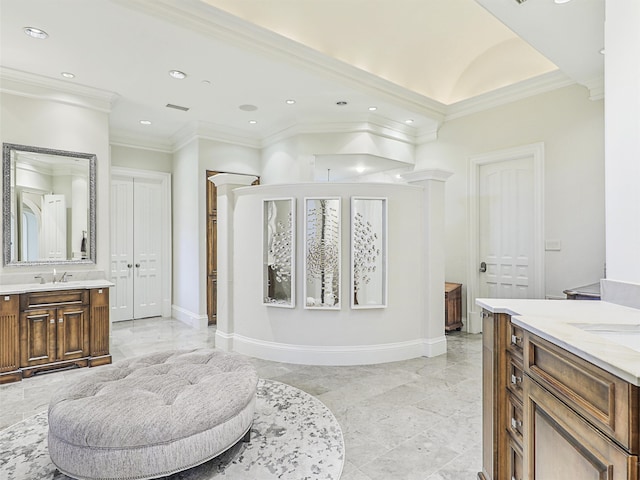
[111, 167, 172, 320]
[402, 169, 454, 183]
[467, 143, 545, 333]
[228, 333, 444, 365]
[172, 304, 208, 329]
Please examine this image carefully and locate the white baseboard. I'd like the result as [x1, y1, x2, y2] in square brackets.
[422, 336, 447, 357]
[223, 334, 446, 365]
[172, 305, 208, 329]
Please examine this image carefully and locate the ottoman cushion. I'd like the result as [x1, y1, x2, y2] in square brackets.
[48, 349, 258, 480]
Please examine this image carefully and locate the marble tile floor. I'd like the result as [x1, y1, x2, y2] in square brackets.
[0, 317, 483, 480]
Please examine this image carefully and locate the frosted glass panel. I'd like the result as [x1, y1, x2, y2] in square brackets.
[304, 197, 341, 309]
[351, 197, 387, 308]
[263, 198, 295, 307]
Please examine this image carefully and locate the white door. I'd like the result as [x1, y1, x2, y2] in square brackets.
[479, 157, 535, 299]
[110, 176, 163, 321]
[41, 194, 66, 259]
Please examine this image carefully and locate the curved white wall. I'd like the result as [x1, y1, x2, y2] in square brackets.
[224, 182, 441, 365]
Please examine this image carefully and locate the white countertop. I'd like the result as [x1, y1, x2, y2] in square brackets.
[0, 279, 114, 295]
[476, 298, 640, 386]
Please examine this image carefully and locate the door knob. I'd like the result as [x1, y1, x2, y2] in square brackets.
[127, 264, 133, 268]
[479, 261, 487, 273]
[135, 263, 140, 268]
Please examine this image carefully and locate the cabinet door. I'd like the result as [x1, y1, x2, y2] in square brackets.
[20, 308, 57, 366]
[57, 306, 89, 361]
[524, 376, 636, 480]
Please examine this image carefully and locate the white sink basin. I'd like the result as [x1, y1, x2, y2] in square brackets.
[572, 323, 640, 353]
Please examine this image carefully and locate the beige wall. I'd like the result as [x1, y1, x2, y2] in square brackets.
[416, 84, 605, 307]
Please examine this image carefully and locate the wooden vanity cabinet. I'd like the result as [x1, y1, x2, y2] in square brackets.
[0, 287, 111, 382]
[20, 289, 90, 377]
[479, 307, 640, 480]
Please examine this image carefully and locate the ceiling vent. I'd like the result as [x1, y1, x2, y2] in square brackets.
[166, 103, 190, 112]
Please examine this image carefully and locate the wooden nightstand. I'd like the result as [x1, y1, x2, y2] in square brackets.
[444, 282, 463, 331]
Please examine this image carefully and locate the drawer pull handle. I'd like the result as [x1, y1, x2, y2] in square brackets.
[511, 374, 522, 385]
[49, 318, 55, 324]
[511, 334, 522, 345]
[58, 318, 63, 323]
[511, 418, 522, 430]
[482, 311, 491, 318]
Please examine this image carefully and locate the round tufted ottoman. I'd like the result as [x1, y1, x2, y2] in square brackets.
[47, 349, 258, 480]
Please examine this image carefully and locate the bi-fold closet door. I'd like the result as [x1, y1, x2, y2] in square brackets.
[110, 174, 163, 321]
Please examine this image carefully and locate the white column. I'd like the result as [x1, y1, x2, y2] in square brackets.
[403, 169, 453, 357]
[604, 1, 640, 284]
[208, 173, 258, 351]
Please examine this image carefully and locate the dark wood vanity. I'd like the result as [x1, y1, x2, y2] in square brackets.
[0, 285, 111, 383]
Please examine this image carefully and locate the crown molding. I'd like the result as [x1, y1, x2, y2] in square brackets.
[0, 67, 118, 113]
[444, 70, 575, 121]
[581, 76, 604, 101]
[171, 121, 262, 152]
[109, 130, 174, 153]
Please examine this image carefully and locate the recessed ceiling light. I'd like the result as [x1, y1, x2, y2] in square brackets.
[368, 106, 377, 111]
[201, 80, 211, 86]
[554, 0, 572, 4]
[239, 104, 258, 111]
[286, 99, 296, 105]
[600, 48, 605, 55]
[336, 101, 348, 106]
[61, 72, 75, 79]
[356, 166, 365, 173]
[168, 70, 187, 80]
[248, 120, 257, 124]
[24, 27, 48, 39]
[405, 119, 414, 124]
[140, 120, 152, 125]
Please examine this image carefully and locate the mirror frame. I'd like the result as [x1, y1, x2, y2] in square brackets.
[2, 143, 97, 266]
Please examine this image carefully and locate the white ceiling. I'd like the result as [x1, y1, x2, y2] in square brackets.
[0, 0, 604, 171]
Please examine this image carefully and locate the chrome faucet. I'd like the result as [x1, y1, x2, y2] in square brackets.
[60, 272, 71, 283]
[34, 275, 45, 285]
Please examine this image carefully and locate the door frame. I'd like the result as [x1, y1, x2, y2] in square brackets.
[111, 167, 172, 319]
[467, 142, 545, 333]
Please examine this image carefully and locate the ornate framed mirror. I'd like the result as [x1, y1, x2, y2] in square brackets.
[2, 143, 96, 266]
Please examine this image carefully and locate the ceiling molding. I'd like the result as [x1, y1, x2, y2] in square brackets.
[262, 116, 420, 149]
[171, 121, 262, 152]
[109, 130, 174, 153]
[581, 76, 605, 101]
[444, 70, 574, 121]
[114, 0, 447, 124]
[0, 67, 118, 113]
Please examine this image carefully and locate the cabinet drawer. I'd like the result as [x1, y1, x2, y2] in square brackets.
[21, 290, 88, 309]
[507, 321, 524, 359]
[507, 393, 524, 444]
[507, 352, 524, 399]
[507, 435, 524, 480]
[525, 332, 637, 452]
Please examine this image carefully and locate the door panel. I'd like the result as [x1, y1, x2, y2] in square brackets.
[57, 306, 88, 361]
[133, 179, 162, 319]
[110, 179, 134, 321]
[20, 309, 56, 366]
[110, 175, 163, 321]
[479, 157, 535, 299]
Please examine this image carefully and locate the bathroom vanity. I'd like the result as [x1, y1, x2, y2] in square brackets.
[477, 299, 640, 480]
[0, 280, 112, 383]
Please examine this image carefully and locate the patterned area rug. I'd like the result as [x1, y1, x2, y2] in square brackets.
[0, 379, 344, 480]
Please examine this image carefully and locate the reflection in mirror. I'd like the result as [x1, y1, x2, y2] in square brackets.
[304, 197, 341, 309]
[263, 198, 295, 307]
[351, 197, 387, 308]
[3, 143, 96, 266]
